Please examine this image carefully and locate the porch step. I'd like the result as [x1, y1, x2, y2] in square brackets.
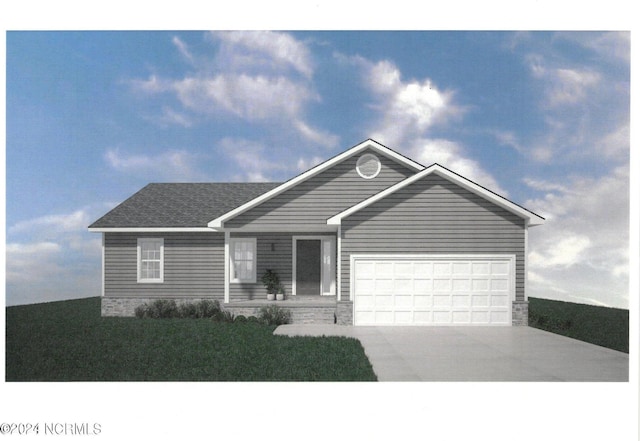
[224, 301, 336, 324]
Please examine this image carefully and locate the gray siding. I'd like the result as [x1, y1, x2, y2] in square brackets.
[340, 174, 527, 301]
[229, 232, 335, 301]
[225, 149, 416, 228]
[104, 232, 224, 300]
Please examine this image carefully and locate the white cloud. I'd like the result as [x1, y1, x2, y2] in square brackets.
[104, 148, 207, 181]
[528, 55, 601, 106]
[525, 166, 629, 308]
[172, 35, 195, 64]
[210, 31, 314, 79]
[129, 31, 335, 148]
[5, 238, 100, 306]
[9, 210, 91, 234]
[219, 138, 289, 182]
[6, 206, 106, 306]
[408, 138, 509, 196]
[364, 59, 462, 146]
[172, 74, 318, 121]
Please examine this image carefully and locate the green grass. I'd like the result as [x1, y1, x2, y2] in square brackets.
[5, 297, 377, 381]
[528, 297, 629, 353]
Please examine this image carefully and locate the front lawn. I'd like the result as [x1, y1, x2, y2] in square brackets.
[528, 297, 629, 353]
[5, 297, 377, 381]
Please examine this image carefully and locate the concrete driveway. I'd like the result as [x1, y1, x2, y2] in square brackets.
[273, 325, 628, 381]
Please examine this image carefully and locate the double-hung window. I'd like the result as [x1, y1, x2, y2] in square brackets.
[137, 238, 164, 283]
[229, 238, 257, 283]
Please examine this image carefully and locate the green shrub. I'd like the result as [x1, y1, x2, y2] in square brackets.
[194, 300, 222, 318]
[178, 302, 198, 318]
[247, 316, 260, 324]
[216, 309, 235, 323]
[234, 315, 248, 323]
[134, 299, 180, 318]
[135, 299, 222, 319]
[257, 304, 291, 326]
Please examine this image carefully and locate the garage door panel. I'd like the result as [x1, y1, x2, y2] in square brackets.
[394, 294, 413, 308]
[414, 294, 432, 307]
[452, 295, 471, 307]
[434, 279, 452, 291]
[394, 311, 413, 323]
[471, 311, 490, 324]
[394, 278, 413, 293]
[433, 311, 452, 323]
[491, 262, 509, 275]
[472, 279, 489, 291]
[375, 294, 393, 308]
[452, 311, 471, 323]
[433, 295, 451, 307]
[413, 311, 432, 323]
[452, 279, 471, 291]
[434, 263, 451, 275]
[472, 295, 490, 307]
[414, 279, 432, 293]
[491, 279, 509, 291]
[452, 262, 471, 274]
[353, 256, 514, 326]
[414, 262, 432, 276]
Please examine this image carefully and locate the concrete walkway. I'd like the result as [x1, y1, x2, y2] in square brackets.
[273, 325, 629, 381]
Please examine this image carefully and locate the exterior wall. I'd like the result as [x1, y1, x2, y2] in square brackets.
[104, 232, 224, 300]
[225, 149, 415, 229]
[228, 232, 336, 301]
[340, 174, 527, 301]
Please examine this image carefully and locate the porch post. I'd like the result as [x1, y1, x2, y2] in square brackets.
[337, 226, 342, 301]
[224, 231, 230, 304]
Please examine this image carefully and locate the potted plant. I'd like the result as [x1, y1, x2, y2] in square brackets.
[261, 269, 280, 301]
[276, 286, 285, 301]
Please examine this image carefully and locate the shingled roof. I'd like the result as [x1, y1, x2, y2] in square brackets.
[89, 182, 281, 228]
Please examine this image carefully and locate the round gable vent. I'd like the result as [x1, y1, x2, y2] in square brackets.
[356, 153, 381, 179]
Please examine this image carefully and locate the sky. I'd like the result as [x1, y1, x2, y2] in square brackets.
[4, 30, 631, 308]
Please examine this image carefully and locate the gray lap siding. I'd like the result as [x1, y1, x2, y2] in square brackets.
[340, 174, 527, 301]
[225, 149, 415, 229]
[104, 232, 224, 300]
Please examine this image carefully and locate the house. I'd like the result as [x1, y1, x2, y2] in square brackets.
[89, 139, 544, 326]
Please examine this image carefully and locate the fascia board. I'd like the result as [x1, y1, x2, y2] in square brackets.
[88, 227, 215, 233]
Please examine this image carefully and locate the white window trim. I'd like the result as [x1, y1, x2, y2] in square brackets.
[137, 238, 164, 283]
[229, 237, 257, 284]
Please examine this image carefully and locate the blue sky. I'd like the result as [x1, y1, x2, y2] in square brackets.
[5, 30, 631, 308]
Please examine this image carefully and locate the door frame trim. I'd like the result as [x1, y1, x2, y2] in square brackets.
[292, 235, 336, 296]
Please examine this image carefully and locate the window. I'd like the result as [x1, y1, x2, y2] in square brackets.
[230, 238, 257, 283]
[137, 238, 164, 283]
[356, 153, 381, 179]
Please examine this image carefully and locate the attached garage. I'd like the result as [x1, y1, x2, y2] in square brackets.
[351, 255, 515, 326]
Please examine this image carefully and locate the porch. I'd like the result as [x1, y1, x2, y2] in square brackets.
[224, 296, 345, 324]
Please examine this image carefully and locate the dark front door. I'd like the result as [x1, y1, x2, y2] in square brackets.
[296, 240, 321, 295]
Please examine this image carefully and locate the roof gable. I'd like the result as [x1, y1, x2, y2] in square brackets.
[327, 163, 545, 226]
[207, 139, 424, 228]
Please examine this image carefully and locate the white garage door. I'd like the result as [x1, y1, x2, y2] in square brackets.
[352, 255, 515, 326]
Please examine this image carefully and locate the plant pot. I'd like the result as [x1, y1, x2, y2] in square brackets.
[276, 294, 284, 301]
[267, 293, 276, 301]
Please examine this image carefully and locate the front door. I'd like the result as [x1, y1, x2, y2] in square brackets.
[293, 236, 336, 296]
[296, 240, 321, 295]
